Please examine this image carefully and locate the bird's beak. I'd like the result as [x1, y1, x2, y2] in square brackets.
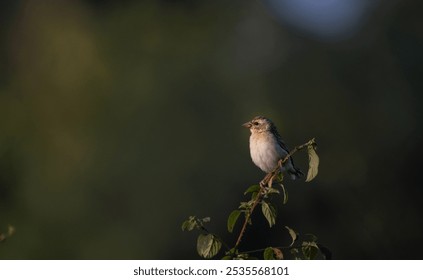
[242, 121, 252, 128]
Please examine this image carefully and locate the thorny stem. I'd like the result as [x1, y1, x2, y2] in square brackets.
[233, 138, 316, 250]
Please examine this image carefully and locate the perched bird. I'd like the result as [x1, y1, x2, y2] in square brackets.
[243, 116, 303, 180]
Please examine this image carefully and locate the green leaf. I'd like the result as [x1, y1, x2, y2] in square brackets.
[285, 226, 298, 246]
[239, 202, 250, 209]
[227, 210, 241, 233]
[233, 253, 250, 260]
[223, 248, 238, 260]
[290, 248, 301, 260]
[302, 241, 319, 260]
[263, 247, 275, 260]
[279, 184, 288, 204]
[305, 142, 319, 182]
[244, 184, 260, 195]
[197, 234, 222, 259]
[261, 201, 276, 227]
[181, 216, 198, 231]
[266, 187, 280, 195]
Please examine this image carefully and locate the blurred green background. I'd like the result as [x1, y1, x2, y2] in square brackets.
[1, 0, 422, 259]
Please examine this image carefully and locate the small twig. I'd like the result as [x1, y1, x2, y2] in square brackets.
[233, 138, 315, 250]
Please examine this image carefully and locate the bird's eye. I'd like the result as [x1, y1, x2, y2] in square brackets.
[253, 122, 259, 126]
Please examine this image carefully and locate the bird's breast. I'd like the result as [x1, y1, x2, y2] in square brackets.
[249, 133, 281, 173]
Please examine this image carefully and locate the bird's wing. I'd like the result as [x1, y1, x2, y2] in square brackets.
[272, 127, 295, 166]
[271, 126, 290, 152]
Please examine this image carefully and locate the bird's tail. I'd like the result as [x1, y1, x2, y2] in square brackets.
[288, 167, 304, 180]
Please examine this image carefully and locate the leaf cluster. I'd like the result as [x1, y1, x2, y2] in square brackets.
[261, 232, 331, 260]
[182, 216, 223, 259]
[182, 138, 329, 260]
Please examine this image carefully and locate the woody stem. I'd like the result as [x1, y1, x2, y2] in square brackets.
[233, 138, 316, 251]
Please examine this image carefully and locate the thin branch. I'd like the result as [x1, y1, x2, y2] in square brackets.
[233, 138, 315, 250]
[234, 188, 263, 248]
[262, 138, 316, 187]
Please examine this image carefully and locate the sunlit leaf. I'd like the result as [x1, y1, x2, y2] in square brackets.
[244, 185, 260, 195]
[227, 210, 241, 233]
[266, 187, 280, 195]
[197, 234, 222, 259]
[201, 217, 211, 223]
[239, 202, 250, 209]
[261, 201, 276, 227]
[263, 247, 275, 260]
[305, 142, 319, 182]
[181, 216, 197, 231]
[285, 226, 298, 246]
[279, 183, 288, 204]
[302, 241, 319, 260]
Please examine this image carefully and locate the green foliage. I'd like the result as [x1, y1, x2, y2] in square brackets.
[197, 234, 222, 259]
[264, 247, 284, 260]
[181, 216, 211, 232]
[244, 184, 261, 195]
[279, 183, 288, 204]
[305, 139, 319, 182]
[261, 201, 276, 228]
[182, 138, 329, 259]
[181, 216, 198, 231]
[263, 247, 275, 260]
[285, 226, 298, 246]
[227, 210, 241, 233]
[288, 233, 330, 260]
[302, 241, 319, 260]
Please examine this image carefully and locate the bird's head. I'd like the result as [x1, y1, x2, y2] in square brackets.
[242, 116, 274, 133]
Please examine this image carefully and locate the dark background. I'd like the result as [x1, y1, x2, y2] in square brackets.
[1, 0, 422, 259]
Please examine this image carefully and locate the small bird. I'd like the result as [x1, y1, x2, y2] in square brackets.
[243, 116, 303, 180]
